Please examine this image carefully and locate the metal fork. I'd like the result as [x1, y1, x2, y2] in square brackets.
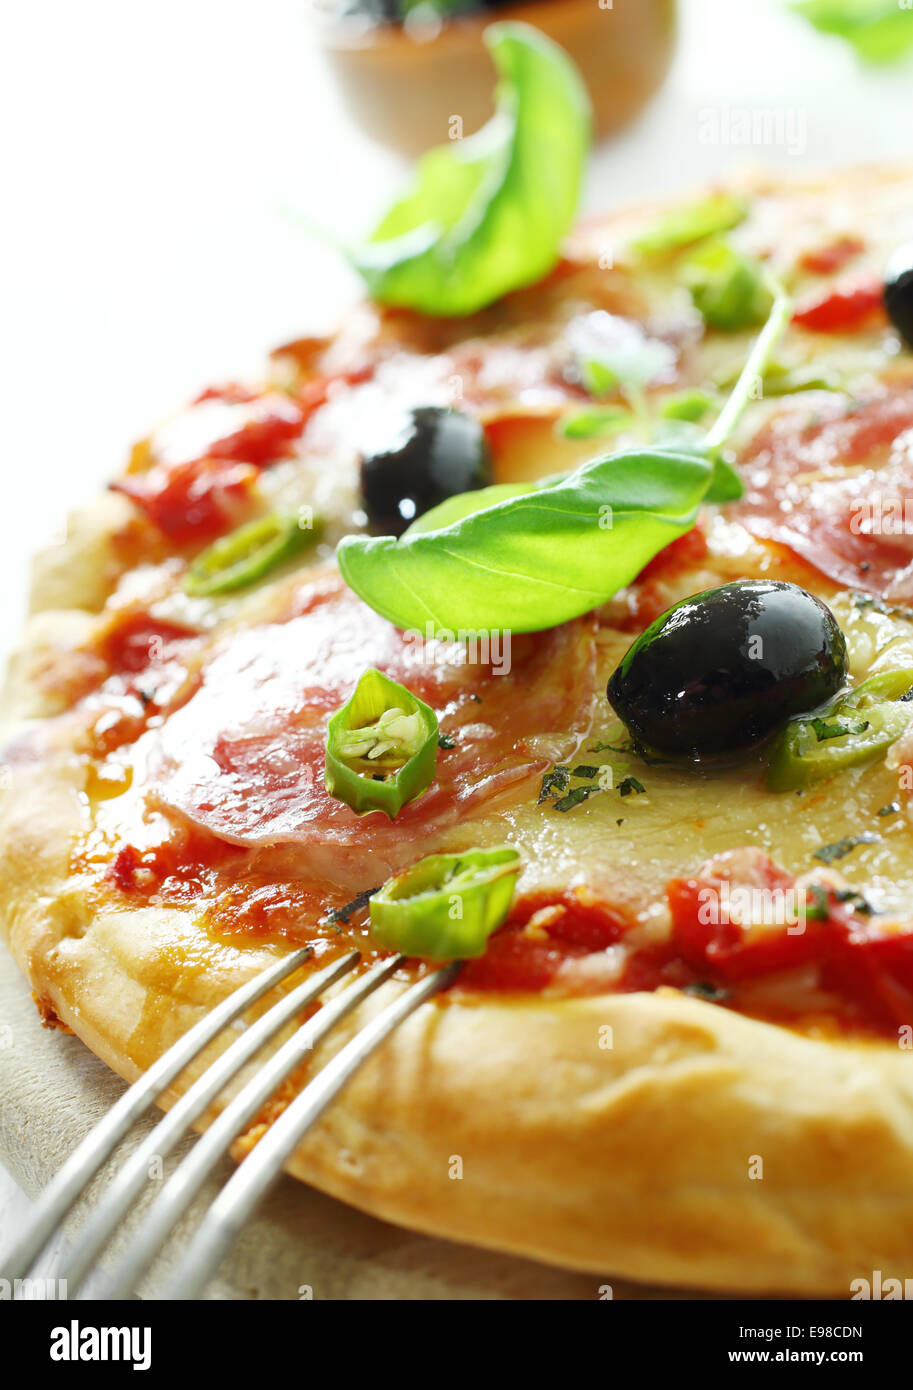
[2, 945, 459, 1299]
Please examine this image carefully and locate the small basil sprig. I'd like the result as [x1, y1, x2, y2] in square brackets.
[349, 22, 591, 316]
[683, 238, 773, 331]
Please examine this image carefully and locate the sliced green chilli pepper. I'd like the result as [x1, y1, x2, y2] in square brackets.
[369, 847, 522, 961]
[324, 668, 438, 819]
[767, 667, 913, 791]
[683, 238, 773, 331]
[184, 510, 322, 597]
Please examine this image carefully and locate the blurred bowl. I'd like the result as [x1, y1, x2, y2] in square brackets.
[316, 0, 677, 156]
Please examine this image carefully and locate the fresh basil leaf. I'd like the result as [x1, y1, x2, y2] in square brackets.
[704, 455, 745, 504]
[403, 480, 542, 535]
[629, 192, 748, 258]
[349, 22, 591, 316]
[792, 0, 913, 62]
[558, 406, 633, 440]
[684, 238, 774, 331]
[337, 448, 714, 635]
[648, 422, 745, 504]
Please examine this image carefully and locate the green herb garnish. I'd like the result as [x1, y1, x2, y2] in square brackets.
[350, 23, 591, 316]
[804, 885, 831, 921]
[834, 886, 874, 914]
[810, 716, 870, 741]
[812, 833, 880, 864]
[682, 981, 730, 1002]
[538, 765, 571, 803]
[321, 886, 380, 928]
[618, 776, 646, 797]
[553, 785, 600, 812]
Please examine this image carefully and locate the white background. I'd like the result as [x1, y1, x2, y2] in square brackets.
[1, 0, 911, 1249]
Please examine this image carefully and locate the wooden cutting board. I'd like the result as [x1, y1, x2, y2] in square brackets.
[0, 949, 709, 1301]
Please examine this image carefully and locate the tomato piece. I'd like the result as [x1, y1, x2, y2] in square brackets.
[823, 921, 913, 1030]
[792, 277, 885, 333]
[667, 851, 913, 1031]
[99, 613, 197, 675]
[457, 891, 628, 991]
[798, 235, 865, 277]
[198, 395, 308, 467]
[666, 869, 830, 981]
[113, 457, 259, 544]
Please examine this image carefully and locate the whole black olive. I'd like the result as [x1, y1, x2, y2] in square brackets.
[606, 580, 848, 758]
[360, 406, 492, 536]
[884, 243, 913, 349]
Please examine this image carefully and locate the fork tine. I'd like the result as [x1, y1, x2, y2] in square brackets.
[102, 951, 411, 1299]
[2, 944, 314, 1284]
[164, 961, 460, 1301]
[59, 948, 362, 1296]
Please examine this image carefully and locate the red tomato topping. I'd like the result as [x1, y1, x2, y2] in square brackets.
[666, 849, 913, 1030]
[106, 832, 232, 902]
[112, 388, 323, 543]
[99, 613, 198, 676]
[792, 277, 885, 333]
[667, 856, 831, 982]
[113, 456, 259, 544]
[458, 891, 629, 993]
[798, 234, 865, 277]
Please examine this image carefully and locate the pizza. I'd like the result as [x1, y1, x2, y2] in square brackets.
[4, 155, 913, 1297]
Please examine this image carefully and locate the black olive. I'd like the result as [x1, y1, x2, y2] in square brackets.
[606, 580, 848, 758]
[884, 243, 913, 349]
[359, 406, 492, 536]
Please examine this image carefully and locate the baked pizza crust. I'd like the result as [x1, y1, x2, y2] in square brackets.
[4, 164, 913, 1296]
